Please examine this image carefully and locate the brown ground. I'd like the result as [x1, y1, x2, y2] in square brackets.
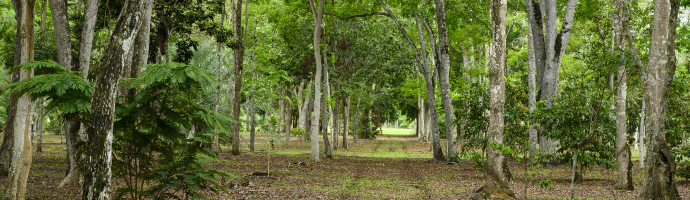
[1, 132, 690, 199]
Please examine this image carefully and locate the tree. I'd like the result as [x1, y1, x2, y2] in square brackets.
[524, 0, 579, 157]
[231, 0, 245, 156]
[433, 0, 458, 162]
[81, 0, 146, 198]
[639, 0, 681, 198]
[613, 0, 632, 190]
[2, 0, 36, 198]
[482, 0, 513, 197]
[308, 0, 324, 162]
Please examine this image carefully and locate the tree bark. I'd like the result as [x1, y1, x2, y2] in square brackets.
[285, 88, 293, 147]
[414, 14, 444, 161]
[213, 5, 226, 153]
[639, 0, 681, 198]
[298, 80, 311, 130]
[308, 0, 324, 162]
[78, 0, 100, 78]
[428, 1, 457, 161]
[36, 98, 44, 152]
[249, 100, 256, 152]
[613, 2, 633, 190]
[527, 14, 537, 161]
[3, 1, 35, 199]
[40, 0, 46, 31]
[483, 0, 514, 197]
[353, 84, 363, 144]
[320, 83, 331, 158]
[334, 96, 340, 150]
[81, 0, 145, 198]
[343, 96, 350, 149]
[231, 0, 245, 156]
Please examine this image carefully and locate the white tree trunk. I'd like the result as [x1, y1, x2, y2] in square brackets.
[81, 0, 146, 198]
[483, 0, 513, 197]
[613, 4, 633, 190]
[308, 0, 324, 162]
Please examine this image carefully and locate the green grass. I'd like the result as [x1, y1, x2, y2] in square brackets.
[380, 128, 414, 136]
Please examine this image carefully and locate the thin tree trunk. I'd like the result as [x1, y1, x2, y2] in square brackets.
[527, 13, 537, 161]
[613, 3, 633, 190]
[249, 100, 256, 152]
[3, 1, 35, 198]
[41, 0, 46, 31]
[353, 84, 363, 144]
[414, 14, 444, 161]
[78, 0, 100, 78]
[343, 96, 350, 149]
[334, 96, 340, 150]
[230, 0, 245, 156]
[285, 88, 292, 147]
[320, 84, 331, 158]
[299, 80, 311, 130]
[213, 5, 226, 153]
[81, 1, 145, 198]
[483, 0, 513, 197]
[278, 88, 285, 134]
[427, 2, 457, 160]
[639, 0, 681, 198]
[570, 149, 578, 200]
[308, 0, 324, 162]
[36, 98, 44, 152]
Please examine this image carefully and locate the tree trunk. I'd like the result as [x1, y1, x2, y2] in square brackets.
[36, 98, 44, 152]
[320, 84, 331, 158]
[78, 0, 100, 78]
[40, 0, 46, 31]
[414, 14, 444, 161]
[308, 0, 324, 162]
[343, 96, 350, 149]
[333, 96, 340, 150]
[249, 100, 256, 152]
[213, 6, 226, 153]
[483, 0, 513, 197]
[428, 2, 457, 161]
[353, 84, 363, 144]
[527, 13, 537, 161]
[285, 88, 293, 147]
[278, 88, 285, 134]
[3, 1, 35, 199]
[613, 3, 633, 190]
[570, 149, 578, 200]
[639, 0, 681, 198]
[418, 88, 425, 140]
[231, 0, 245, 156]
[81, 0, 145, 198]
[299, 80, 312, 130]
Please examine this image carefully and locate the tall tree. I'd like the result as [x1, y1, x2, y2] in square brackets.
[524, 0, 578, 157]
[639, 0, 681, 198]
[432, 0, 457, 162]
[613, 0, 633, 190]
[2, 0, 36, 198]
[213, 4, 226, 153]
[48, 0, 80, 188]
[231, 0, 245, 156]
[308, 0, 324, 162]
[483, 0, 513, 197]
[81, 0, 146, 198]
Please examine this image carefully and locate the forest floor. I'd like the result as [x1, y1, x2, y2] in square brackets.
[1, 128, 690, 199]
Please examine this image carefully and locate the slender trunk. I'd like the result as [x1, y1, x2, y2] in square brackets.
[231, 0, 245, 156]
[81, 1, 145, 198]
[299, 80, 312, 130]
[570, 149, 578, 200]
[353, 84, 363, 144]
[78, 0, 100, 78]
[613, 3, 633, 190]
[213, 6, 226, 153]
[3, 1, 35, 199]
[415, 14, 444, 161]
[639, 0, 681, 198]
[249, 100, 256, 152]
[331, 97, 336, 149]
[343, 96, 346, 149]
[320, 84, 331, 158]
[639, 99, 645, 169]
[427, 2, 457, 160]
[527, 14, 537, 161]
[278, 88, 285, 134]
[36, 98, 44, 152]
[285, 89, 292, 147]
[483, 0, 513, 197]
[308, 0, 324, 162]
[40, 0, 46, 31]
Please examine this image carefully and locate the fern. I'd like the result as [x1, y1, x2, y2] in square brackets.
[6, 60, 93, 114]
